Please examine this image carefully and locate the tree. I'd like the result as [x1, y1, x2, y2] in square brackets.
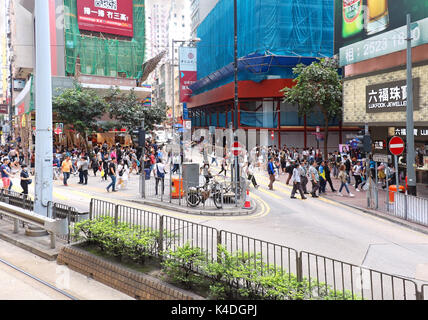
[281, 58, 342, 160]
[105, 87, 167, 132]
[53, 83, 108, 149]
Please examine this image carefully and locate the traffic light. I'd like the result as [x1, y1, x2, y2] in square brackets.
[356, 133, 372, 153]
[132, 127, 145, 147]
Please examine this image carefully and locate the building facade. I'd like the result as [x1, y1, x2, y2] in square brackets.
[190, 0, 218, 38]
[11, 0, 151, 153]
[337, 0, 428, 184]
[188, 0, 358, 153]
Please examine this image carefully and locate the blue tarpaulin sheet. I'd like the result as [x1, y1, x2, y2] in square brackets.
[193, 0, 334, 94]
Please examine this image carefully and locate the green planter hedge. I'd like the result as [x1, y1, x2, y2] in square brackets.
[73, 217, 361, 300]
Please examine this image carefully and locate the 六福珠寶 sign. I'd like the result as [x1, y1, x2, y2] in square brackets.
[366, 78, 419, 113]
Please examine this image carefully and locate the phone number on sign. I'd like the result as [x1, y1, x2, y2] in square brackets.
[94, 0, 117, 11]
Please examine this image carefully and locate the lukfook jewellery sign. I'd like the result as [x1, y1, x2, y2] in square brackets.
[365, 78, 420, 113]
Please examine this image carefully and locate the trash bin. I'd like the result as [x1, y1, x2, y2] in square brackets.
[388, 185, 405, 203]
[144, 168, 151, 180]
[171, 178, 184, 199]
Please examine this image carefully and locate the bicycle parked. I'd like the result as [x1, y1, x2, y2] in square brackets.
[186, 179, 223, 209]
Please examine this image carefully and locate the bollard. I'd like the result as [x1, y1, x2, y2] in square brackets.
[13, 218, 19, 234]
[50, 232, 56, 249]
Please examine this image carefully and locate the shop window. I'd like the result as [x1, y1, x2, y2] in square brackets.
[280, 102, 302, 126]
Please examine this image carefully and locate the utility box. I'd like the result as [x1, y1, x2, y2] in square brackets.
[182, 163, 200, 192]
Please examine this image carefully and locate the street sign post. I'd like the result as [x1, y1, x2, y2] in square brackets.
[389, 136, 405, 156]
[231, 141, 243, 157]
[389, 136, 405, 194]
[373, 154, 389, 163]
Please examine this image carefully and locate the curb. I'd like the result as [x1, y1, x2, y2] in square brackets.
[320, 196, 428, 236]
[0, 230, 59, 261]
[126, 198, 258, 217]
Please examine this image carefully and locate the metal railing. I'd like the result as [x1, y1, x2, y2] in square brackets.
[0, 200, 68, 249]
[1, 193, 426, 300]
[367, 185, 428, 228]
[299, 251, 420, 300]
[394, 192, 428, 227]
[86, 198, 428, 300]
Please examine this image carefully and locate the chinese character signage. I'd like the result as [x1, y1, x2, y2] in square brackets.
[77, 0, 134, 37]
[334, 0, 428, 64]
[179, 47, 197, 103]
[389, 127, 428, 137]
[366, 78, 419, 113]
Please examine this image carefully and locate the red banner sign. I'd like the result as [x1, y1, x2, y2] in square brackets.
[0, 104, 8, 114]
[179, 71, 197, 103]
[77, 0, 134, 37]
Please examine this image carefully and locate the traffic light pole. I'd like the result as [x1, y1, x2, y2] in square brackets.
[406, 14, 417, 196]
[139, 119, 145, 199]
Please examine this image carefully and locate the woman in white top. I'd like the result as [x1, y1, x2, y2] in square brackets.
[352, 161, 363, 191]
[117, 161, 129, 190]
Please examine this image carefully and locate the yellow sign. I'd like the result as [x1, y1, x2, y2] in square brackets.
[21, 115, 26, 128]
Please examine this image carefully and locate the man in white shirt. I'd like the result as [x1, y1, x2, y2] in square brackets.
[290, 162, 307, 200]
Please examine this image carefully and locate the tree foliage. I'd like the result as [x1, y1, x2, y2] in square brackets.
[105, 87, 167, 132]
[53, 83, 108, 137]
[281, 58, 342, 159]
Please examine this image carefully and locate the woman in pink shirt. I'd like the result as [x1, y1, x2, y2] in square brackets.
[110, 147, 117, 160]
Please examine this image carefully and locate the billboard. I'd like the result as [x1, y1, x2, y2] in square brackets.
[334, 0, 428, 65]
[77, 0, 134, 37]
[179, 47, 197, 103]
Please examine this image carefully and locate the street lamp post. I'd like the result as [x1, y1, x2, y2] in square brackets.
[171, 38, 200, 165]
[406, 14, 416, 196]
[34, 0, 53, 216]
[233, 0, 240, 204]
[171, 38, 200, 129]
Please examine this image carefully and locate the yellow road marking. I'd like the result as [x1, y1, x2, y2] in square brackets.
[257, 187, 284, 200]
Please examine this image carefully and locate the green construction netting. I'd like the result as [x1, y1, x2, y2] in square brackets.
[64, 0, 145, 79]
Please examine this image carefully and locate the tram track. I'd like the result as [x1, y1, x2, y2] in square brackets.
[0, 257, 79, 300]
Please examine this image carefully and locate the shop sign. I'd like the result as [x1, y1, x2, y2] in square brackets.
[390, 127, 428, 137]
[366, 78, 419, 113]
[374, 140, 386, 150]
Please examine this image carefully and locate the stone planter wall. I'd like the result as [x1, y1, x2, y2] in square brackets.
[57, 245, 204, 300]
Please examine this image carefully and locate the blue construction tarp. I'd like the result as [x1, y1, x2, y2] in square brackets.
[193, 0, 334, 94]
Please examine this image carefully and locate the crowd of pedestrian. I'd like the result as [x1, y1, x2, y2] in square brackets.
[252, 145, 398, 199]
[0, 136, 404, 203]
